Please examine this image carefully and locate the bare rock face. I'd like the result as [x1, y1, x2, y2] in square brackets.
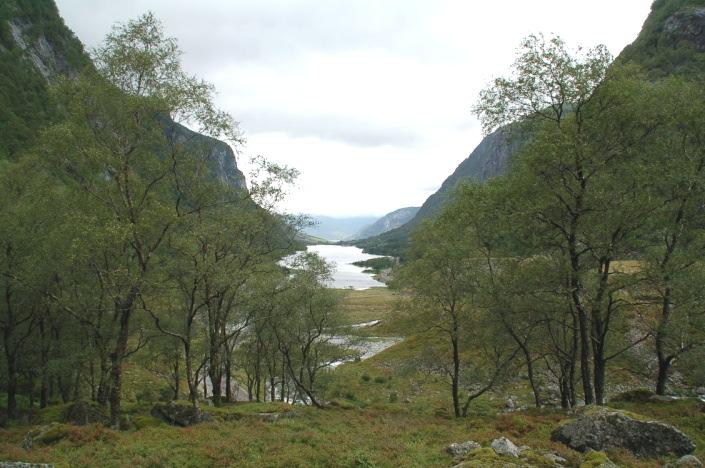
[664, 8, 705, 51]
[551, 408, 695, 458]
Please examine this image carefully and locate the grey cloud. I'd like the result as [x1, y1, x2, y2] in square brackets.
[56, 0, 447, 69]
[240, 110, 420, 148]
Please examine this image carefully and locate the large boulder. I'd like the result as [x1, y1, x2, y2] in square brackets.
[552, 407, 695, 458]
[21, 423, 71, 449]
[150, 402, 208, 427]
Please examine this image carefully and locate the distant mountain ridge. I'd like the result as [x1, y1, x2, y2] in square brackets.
[356, 0, 705, 257]
[353, 206, 420, 240]
[302, 215, 378, 241]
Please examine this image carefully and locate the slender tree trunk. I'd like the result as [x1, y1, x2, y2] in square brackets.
[655, 287, 673, 395]
[39, 316, 49, 408]
[5, 355, 18, 419]
[172, 352, 180, 400]
[109, 289, 137, 428]
[3, 279, 19, 419]
[451, 320, 461, 418]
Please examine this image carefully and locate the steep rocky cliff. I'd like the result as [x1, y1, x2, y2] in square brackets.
[0, 0, 246, 189]
[354, 206, 420, 240]
[357, 0, 705, 256]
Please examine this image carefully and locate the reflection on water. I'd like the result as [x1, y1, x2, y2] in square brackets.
[307, 244, 386, 290]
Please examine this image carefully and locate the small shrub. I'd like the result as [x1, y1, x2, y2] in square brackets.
[494, 414, 534, 437]
[361, 373, 371, 382]
[388, 392, 398, 403]
[373, 376, 386, 384]
[580, 451, 615, 467]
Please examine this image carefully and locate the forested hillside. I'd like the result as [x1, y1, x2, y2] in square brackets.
[356, 0, 705, 257]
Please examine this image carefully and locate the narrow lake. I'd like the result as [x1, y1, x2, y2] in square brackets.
[307, 244, 386, 290]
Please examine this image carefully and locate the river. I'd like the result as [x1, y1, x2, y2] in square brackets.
[306, 244, 386, 290]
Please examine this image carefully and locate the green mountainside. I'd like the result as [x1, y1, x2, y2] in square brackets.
[356, 0, 705, 257]
[0, 0, 246, 188]
[0, 0, 89, 159]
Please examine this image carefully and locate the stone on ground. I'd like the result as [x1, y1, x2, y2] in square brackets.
[491, 436, 520, 457]
[551, 407, 695, 458]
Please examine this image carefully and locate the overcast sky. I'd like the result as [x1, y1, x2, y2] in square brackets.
[55, 0, 654, 217]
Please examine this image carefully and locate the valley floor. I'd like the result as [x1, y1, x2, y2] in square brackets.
[1, 289, 704, 467]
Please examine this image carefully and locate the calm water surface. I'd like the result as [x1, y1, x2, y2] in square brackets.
[307, 244, 386, 290]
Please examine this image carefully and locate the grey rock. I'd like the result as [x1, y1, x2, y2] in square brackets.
[552, 408, 695, 458]
[666, 455, 704, 468]
[491, 436, 520, 457]
[505, 397, 516, 410]
[445, 440, 481, 457]
[150, 402, 208, 427]
[664, 8, 705, 51]
[21, 423, 69, 449]
[694, 387, 705, 396]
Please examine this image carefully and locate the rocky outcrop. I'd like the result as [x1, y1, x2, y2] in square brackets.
[664, 8, 705, 51]
[7, 17, 80, 80]
[551, 408, 695, 458]
[160, 116, 247, 190]
[150, 402, 210, 427]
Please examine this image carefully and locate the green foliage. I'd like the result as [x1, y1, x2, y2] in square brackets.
[352, 257, 395, 274]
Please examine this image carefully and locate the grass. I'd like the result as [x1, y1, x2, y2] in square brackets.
[1, 288, 703, 467]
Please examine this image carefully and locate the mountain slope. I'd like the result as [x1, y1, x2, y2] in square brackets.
[302, 215, 378, 241]
[0, 0, 89, 158]
[357, 0, 705, 256]
[0, 0, 246, 189]
[354, 206, 420, 240]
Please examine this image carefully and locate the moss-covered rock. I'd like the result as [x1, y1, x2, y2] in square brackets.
[21, 423, 70, 449]
[552, 407, 695, 458]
